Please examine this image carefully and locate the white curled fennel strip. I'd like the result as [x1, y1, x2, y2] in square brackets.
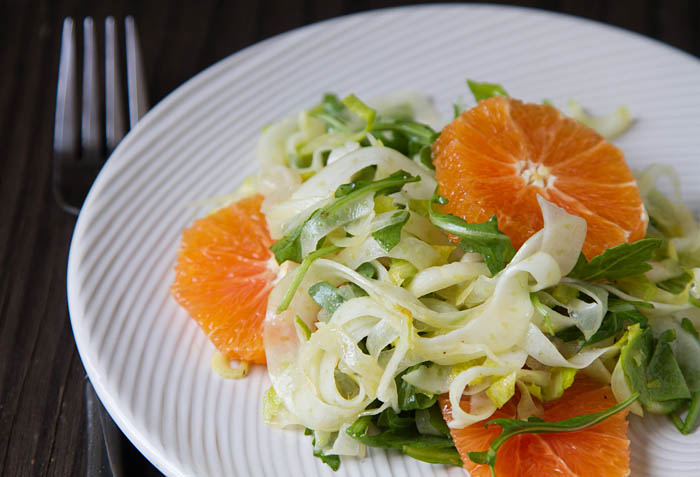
[407, 261, 490, 297]
[611, 358, 644, 416]
[510, 196, 587, 276]
[264, 145, 437, 238]
[562, 281, 608, 340]
[414, 269, 534, 354]
[256, 115, 299, 167]
[335, 234, 442, 271]
[522, 323, 616, 368]
[447, 366, 508, 428]
[264, 308, 376, 432]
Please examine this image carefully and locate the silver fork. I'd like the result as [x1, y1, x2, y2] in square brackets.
[53, 16, 148, 215]
[53, 16, 151, 477]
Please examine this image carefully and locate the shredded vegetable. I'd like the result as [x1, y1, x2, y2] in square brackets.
[208, 83, 700, 471]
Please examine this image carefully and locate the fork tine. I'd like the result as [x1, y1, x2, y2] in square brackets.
[81, 17, 101, 158]
[54, 18, 77, 155]
[105, 16, 126, 153]
[124, 16, 149, 128]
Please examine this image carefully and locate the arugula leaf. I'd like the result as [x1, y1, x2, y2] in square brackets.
[620, 326, 690, 413]
[311, 92, 375, 135]
[370, 118, 439, 169]
[567, 238, 662, 281]
[607, 296, 654, 311]
[574, 308, 648, 347]
[270, 170, 420, 266]
[304, 428, 341, 471]
[667, 319, 700, 434]
[402, 445, 463, 466]
[317, 453, 340, 471]
[311, 93, 352, 132]
[397, 365, 437, 411]
[355, 262, 377, 279]
[467, 393, 639, 476]
[428, 193, 515, 274]
[311, 92, 439, 168]
[372, 118, 438, 146]
[672, 392, 700, 435]
[308, 282, 347, 318]
[334, 169, 420, 199]
[346, 408, 462, 466]
[372, 210, 410, 251]
[269, 221, 305, 264]
[682, 317, 700, 340]
[657, 270, 693, 294]
[276, 245, 341, 313]
[428, 402, 451, 436]
[467, 79, 509, 102]
[377, 407, 416, 431]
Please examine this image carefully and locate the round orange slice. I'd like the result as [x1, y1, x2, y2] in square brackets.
[433, 97, 647, 259]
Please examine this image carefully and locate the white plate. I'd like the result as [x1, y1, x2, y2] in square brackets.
[67, 5, 700, 476]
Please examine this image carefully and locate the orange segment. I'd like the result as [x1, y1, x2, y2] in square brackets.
[439, 376, 630, 477]
[171, 194, 276, 364]
[433, 97, 647, 259]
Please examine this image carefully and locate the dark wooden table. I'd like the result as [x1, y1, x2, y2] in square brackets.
[1, 1, 698, 475]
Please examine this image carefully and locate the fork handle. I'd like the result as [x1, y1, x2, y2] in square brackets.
[85, 380, 118, 477]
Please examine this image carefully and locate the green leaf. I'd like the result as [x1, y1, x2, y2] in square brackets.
[657, 271, 693, 294]
[395, 364, 438, 411]
[270, 220, 305, 264]
[682, 318, 700, 341]
[581, 308, 648, 347]
[305, 428, 341, 471]
[377, 408, 416, 431]
[372, 118, 438, 146]
[402, 444, 463, 466]
[621, 326, 691, 412]
[372, 210, 410, 251]
[428, 402, 451, 436]
[311, 93, 355, 132]
[466, 393, 640, 475]
[428, 193, 515, 274]
[356, 262, 377, 279]
[346, 400, 462, 466]
[335, 169, 420, 199]
[317, 453, 340, 471]
[310, 91, 439, 167]
[346, 410, 461, 466]
[607, 296, 654, 311]
[467, 79, 509, 102]
[271, 170, 420, 266]
[568, 238, 663, 281]
[672, 391, 700, 434]
[276, 245, 341, 313]
[308, 282, 347, 318]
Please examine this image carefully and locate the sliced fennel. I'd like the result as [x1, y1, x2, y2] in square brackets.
[251, 88, 700, 471]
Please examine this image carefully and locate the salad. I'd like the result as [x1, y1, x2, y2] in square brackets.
[171, 80, 700, 476]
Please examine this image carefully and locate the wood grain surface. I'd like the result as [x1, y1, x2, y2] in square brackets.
[1, 1, 698, 475]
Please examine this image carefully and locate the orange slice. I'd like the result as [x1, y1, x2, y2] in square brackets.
[171, 194, 276, 364]
[439, 376, 630, 477]
[433, 97, 647, 259]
